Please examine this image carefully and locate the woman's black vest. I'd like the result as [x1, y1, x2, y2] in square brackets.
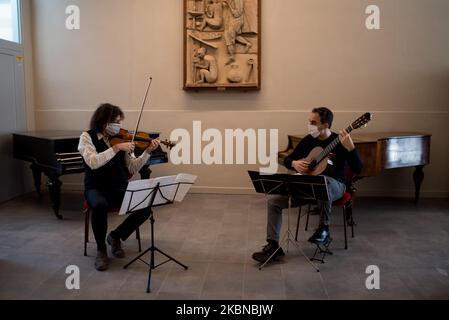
[83, 130, 128, 191]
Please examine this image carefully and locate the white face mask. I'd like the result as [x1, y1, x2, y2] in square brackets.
[105, 123, 122, 136]
[308, 124, 320, 138]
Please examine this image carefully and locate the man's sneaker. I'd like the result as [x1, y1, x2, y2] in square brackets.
[95, 250, 109, 271]
[252, 240, 285, 263]
[308, 226, 330, 245]
[107, 233, 125, 258]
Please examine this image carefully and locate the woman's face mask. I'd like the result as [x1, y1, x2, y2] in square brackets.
[105, 123, 122, 136]
[307, 124, 320, 138]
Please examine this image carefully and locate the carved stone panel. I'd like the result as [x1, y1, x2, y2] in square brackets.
[184, 0, 261, 91]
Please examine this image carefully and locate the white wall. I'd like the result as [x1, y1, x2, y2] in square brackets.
[30, 0, 449, 198]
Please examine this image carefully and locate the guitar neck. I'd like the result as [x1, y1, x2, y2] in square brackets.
[315, 125, 353, 163]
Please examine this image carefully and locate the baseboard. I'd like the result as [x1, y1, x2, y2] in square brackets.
[356, 189, 449, 199]
[190, 186, 256, 195]
[60, 183, 449, 198]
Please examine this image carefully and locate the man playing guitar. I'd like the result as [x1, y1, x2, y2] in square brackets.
[252, 107, 364, 263]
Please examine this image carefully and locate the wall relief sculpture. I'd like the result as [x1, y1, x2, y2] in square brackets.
[184, 0, 261, 91]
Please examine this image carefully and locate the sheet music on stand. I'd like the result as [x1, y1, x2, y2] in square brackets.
[120, 173, 197, 293]
[248, 171, 330, 202]
[119, 174, 197, 215]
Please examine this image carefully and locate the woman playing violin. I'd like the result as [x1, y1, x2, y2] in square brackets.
[78, 103, 160, 271]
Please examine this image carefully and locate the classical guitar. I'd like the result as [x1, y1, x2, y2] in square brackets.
[299, 112, 373, 176]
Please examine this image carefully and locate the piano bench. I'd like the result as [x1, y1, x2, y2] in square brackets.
[295, 192, 356, 250]
[82, 200, 142, 256]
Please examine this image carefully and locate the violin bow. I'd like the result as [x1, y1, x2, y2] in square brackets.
[131, 77, 153, 144]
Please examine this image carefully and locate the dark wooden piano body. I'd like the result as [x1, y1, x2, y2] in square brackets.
[13, 131, 169, 219]
[278, 132, 431, 203]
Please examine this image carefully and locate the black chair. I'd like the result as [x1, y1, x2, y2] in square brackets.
[295, 168, 357, 250]
[83, 200, 142, 256]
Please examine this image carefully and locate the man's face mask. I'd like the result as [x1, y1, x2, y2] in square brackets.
[307, 124, 320, 138]
[105, 123, 122, 136]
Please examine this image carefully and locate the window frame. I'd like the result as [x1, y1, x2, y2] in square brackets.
[0, 0, 22, 49]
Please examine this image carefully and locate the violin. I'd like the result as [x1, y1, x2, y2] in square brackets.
[110, 128, 176, 151]
[112, 77, 176, 153]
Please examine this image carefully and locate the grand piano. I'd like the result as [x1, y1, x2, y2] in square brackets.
[13, 131, 169, 219]
[278, 132, 432, 203]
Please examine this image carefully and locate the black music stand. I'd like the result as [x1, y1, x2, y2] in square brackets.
[121, 175, 195, 293]
[248, 171, 331, 271]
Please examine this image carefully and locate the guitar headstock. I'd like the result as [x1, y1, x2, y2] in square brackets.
[161, 139, 176, 150]
[351, 112, 373, 130]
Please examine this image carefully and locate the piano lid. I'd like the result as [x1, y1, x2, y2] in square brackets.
[351, 132, 432, 143]
[13, 131, 83, 140]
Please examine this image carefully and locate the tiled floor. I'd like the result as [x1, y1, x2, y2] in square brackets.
[0, 192, 448, 300]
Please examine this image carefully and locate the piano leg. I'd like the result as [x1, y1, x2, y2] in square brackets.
[413, 165, 425, 205]
[46, 175, 63, 220]
[30, 164, 42, 198]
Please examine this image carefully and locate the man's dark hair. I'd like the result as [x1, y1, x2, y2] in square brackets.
[312, 107, 334, 129]
[89, 103, 124, 133]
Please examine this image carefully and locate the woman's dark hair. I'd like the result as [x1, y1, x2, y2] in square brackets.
[312, 107, 334, 129]
[89, 103, 124, 133]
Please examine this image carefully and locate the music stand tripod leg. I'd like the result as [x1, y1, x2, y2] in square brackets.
[123, 210, 155, 270]
[258, 246, 283, 270]
[259, 194, 320, 272]
[123, 210, 188, 293]
[145, 213, 189, 293]
[285, 194, 320, 272]
[153, 247, 189, 270]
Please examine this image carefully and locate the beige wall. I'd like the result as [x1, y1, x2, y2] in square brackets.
[30, 0, 449, 197]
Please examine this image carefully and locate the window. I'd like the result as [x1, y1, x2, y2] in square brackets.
[0, 0, 21, 43]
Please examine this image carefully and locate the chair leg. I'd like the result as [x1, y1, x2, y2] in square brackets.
[136, 228, 142, 252]
[347, 203, 355, 238]
[343, 206, 348, 250]
[84, 208, 90, 256]
[305, 204, 311, 231]
[295, 206, 302, 241]
[351, 220, 355, 238]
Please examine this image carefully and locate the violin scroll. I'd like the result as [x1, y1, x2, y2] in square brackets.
[160, 139, 176, 150]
